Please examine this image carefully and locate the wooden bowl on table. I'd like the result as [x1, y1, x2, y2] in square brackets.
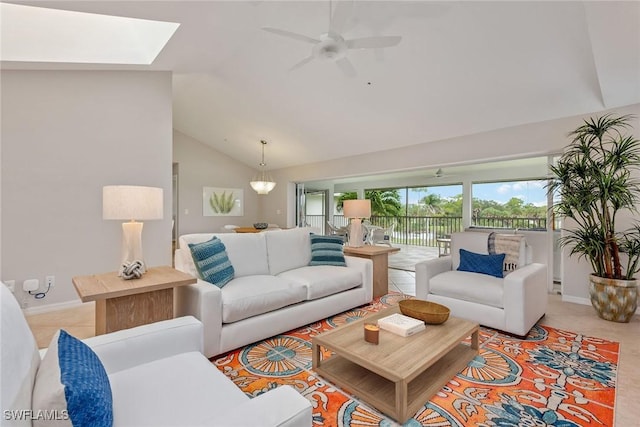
[399, 299, 450, 325]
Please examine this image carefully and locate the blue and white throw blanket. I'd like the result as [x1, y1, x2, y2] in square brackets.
[488, 232, 524, 272]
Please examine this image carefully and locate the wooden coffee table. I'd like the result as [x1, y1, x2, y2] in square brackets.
[312, 305, 478, 423]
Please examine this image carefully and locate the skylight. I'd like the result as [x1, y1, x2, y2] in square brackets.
[0, 3, 180, 65]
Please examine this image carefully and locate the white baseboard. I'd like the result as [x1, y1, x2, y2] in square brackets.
[561, 295, 590, 306]
[561, 294, 640, 314]
[22, 299, 91, 316]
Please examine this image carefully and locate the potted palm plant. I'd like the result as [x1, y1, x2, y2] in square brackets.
[549, 114, 640, 322]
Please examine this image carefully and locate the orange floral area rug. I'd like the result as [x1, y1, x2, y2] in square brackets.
[210, 294, 619, 426]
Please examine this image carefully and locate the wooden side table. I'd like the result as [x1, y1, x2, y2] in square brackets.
[72, 266, 196, 335]
[436, 238, 451, 257]
[343, 245, 400, 298]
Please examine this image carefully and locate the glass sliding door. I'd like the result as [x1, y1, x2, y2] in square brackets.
[295, 184, 328, 233]
[304, 189, 327, 233]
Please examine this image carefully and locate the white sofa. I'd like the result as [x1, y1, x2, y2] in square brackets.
[415, 231, 548, 336]
[174, 227, 374, 357]
[0, 282, 312, 427]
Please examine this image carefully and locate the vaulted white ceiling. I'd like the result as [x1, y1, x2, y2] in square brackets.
[3, 1, 639, 171]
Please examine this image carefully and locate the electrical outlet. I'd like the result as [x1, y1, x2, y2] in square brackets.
[46, 275, 55, 288]
[23, 279, 39, 292]
[5, 280, 16, 293]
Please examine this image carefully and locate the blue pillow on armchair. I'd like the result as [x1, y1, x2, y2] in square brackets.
[457, 248, 505, 278]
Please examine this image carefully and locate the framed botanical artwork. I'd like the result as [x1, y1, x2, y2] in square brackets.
[203, 187, 243, 216]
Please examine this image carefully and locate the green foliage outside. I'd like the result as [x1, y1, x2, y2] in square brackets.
[337, 188, 546, 219]
[336, 190, 402, 217]
[335, 187, 547, 242]
[409, 190, 546, 219]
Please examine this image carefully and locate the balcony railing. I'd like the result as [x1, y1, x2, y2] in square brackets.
[307, 215, 547, 247]
[473, 216, 546, 230]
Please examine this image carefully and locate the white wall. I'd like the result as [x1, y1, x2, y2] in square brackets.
[172, 130, 261, 236]
[305, 193, 324, 215]
[1, 70, 173, 309]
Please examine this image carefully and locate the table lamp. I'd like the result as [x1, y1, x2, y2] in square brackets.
[343, 199, 371, 247]
[103, 185, 163, 276]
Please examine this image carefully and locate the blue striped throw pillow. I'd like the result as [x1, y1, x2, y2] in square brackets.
[309, 234, 347, 267]
[189, 237, 235, 288]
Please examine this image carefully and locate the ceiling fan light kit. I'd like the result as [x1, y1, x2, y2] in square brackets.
[433, 168, 459, 179]
[262, 0, 401, 77]
[313, 33, 347, 61]
[250, 140, 276, 195]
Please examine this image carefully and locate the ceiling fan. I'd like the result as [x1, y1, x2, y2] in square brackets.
[262, 0, 402, 77]
[434, 168, 457, 179]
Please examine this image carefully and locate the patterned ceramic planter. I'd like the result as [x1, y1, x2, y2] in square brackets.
[589, 274, 638, 323]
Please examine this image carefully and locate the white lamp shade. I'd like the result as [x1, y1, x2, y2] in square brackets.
[103, 185, 163, 220]
[250, 170, 276, 195]
[343, 199, 371, 219]
[250, 180, 276, 195]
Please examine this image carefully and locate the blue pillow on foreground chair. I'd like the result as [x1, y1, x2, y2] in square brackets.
[32, 329, 113, 427]
[457, 248, 505, 278]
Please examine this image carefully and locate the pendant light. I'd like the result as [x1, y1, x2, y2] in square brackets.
[250, 140, 276, 195]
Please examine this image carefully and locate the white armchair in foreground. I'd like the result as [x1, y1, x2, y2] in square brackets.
[0, 282, 311, 427]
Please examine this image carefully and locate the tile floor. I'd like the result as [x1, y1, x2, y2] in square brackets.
[25, 269, 640, 426]
[387, 244, 438, 271]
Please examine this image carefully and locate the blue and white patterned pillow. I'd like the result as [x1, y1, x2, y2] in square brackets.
[32, 330, 113, 427]
[309, 234, 347, 267]
[457, 248, 505, 278]
[189, 236, 235, 288]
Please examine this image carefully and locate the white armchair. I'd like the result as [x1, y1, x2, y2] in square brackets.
[326, 221, 348, 240]
[415, 231, 548, 336]
[364, 222, 395, 247]
[0, 282, 311, 427]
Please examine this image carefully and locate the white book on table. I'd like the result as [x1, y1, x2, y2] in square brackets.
[377, 313, 426, 337]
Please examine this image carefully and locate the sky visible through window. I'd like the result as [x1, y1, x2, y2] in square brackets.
[402, 180, 547, 207]
[473, 181, 547, 206]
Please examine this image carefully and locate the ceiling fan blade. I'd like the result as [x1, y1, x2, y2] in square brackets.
[346, 36, 402, 49]
[289, 55, 314, 72]
[335, 57, 357, 78]
[329, 0, 354, 35]
[262, 27, 320, 44]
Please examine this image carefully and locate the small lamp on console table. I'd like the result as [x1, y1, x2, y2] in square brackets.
[103, 185, 163, 277]
[343, 199, 371, 248]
